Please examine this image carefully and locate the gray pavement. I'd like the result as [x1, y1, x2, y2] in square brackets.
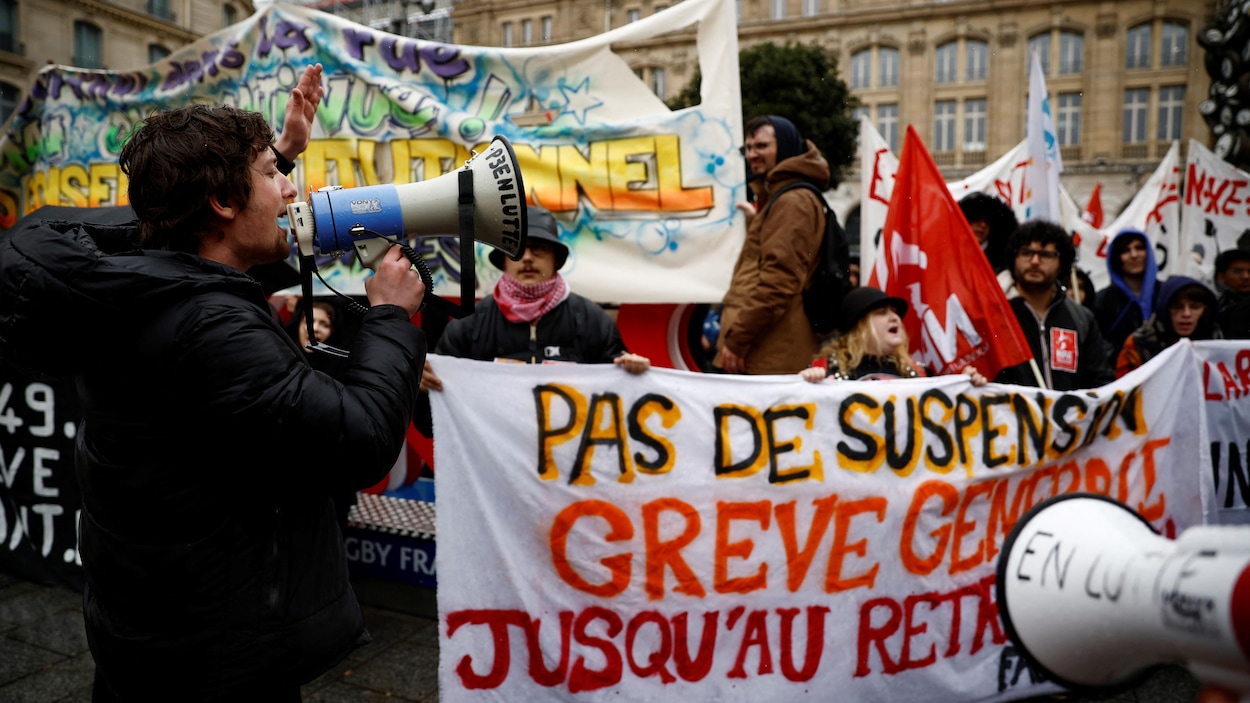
[0, 572, 440, 703]
[0, 569, 1204, 703]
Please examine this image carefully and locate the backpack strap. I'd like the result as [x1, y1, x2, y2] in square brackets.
[760, 181, 829, 220]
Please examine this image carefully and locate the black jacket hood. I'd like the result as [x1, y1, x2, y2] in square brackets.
[0, 206, 264, 375]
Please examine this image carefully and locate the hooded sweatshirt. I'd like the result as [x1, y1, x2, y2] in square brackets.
[1093, 228, 1158, 352]
[1115, 275, 1221, 377]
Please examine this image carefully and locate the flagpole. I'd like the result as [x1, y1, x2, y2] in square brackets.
[1029, 358, 1048, 390]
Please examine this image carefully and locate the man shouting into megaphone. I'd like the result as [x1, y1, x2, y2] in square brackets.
[0, 64, 429, 701]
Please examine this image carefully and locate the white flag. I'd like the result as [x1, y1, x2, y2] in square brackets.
[858, 115, 899, 288]
[1026, 49, 1064, 223]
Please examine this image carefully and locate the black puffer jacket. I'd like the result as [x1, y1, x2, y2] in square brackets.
[435, 293, 626, 363]
[0, 210, 425, 699]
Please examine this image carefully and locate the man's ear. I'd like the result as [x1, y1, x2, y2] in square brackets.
[208, 193, 236, 221]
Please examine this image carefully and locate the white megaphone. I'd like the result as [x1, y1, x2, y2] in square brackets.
[997, 493, 1250, 695]
[285, 134, 528, 320]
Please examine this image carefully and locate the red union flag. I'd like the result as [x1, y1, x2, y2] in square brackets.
[871, 125, 1033, 378]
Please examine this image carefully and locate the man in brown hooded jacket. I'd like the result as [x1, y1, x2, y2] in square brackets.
[716, 114, 830, 374]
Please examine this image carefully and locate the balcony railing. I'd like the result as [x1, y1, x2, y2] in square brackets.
[1060, 146, 1081, 162]
[1122, 143, 1148, 159]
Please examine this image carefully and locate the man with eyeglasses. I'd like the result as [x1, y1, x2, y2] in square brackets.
[715, 114, 831, 374]
[994, 220, 1115, 390]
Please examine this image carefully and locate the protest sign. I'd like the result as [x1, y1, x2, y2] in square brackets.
[431, 342, 1207, 702]
[0, 0, 743, 304]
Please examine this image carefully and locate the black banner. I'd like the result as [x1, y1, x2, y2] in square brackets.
[0, 365, 84, 591]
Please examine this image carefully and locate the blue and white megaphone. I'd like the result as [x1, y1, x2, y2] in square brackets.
[285, 134, 528, 323]
[997, 493, 1250, 695]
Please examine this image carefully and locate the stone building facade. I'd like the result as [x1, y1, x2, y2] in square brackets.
[451, 0, 1222, 214]
[0, 0, 254, 126]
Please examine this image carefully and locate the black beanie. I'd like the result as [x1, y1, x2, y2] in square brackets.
[767, 115, 805, 163]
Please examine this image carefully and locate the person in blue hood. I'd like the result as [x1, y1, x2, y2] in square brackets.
[1093, 228, 1159, 352]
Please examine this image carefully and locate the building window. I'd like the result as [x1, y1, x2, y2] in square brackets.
[223, 4, 237, 27]
[879, 47, 899, 88]
[0, 0, 15, 54]
[522, 18, 532, 45]
[541, 15, 552, 41]
[963, 98, 986, 151]
[966, 40, 987, 82]
[770, 0, 785, 20]
[1127, 24, 1151, 69]
[1161, 22, 1187, 67]
[626, 8, 640, 22]
[801, 0, 818, 17]
[851, 49, 870, 90]
[1028, 33, 1050, 75]
[1056, 92, 1081, 146]
[501, 22, 513, 46]
[148, 44, 170, 64]
[147, 0, 173, 21]
[1123, 88, 1149, 143]
[853, 105, 871, 123]
[650, 68, 666, 98]
[878, 103, 898, 152]
[935, 42, 957, 84]
[1058, 31, 1083, 74]
[73, 20, 103, 69]
[0, 81, 17, 126]
[934, 100, 956, 151]
[1158, 85, 1185, 141]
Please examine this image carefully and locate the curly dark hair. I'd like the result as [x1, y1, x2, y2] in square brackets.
[1007, 219, 1076, 274]
[119, 104, 274, 253]
[959, 192, 1018, 271]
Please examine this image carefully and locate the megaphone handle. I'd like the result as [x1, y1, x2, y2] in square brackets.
[354, 238, 393, 270]
[458, 169, 474, 317]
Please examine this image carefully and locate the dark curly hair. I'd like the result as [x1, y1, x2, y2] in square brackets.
[1007, 220, 1076, 275]
[120, 104, 274, 253]
[959, 192, 1018, 271]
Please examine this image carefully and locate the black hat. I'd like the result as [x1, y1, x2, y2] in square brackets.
[489, 205, 569, 271]
[838, 287, 908, 333]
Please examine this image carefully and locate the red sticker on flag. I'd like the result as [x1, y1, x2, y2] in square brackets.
[1050, 328, 1078, 373]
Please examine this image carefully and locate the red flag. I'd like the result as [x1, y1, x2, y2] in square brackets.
[1081, 181, 1104, 229]
[872, 125, 1033, 378]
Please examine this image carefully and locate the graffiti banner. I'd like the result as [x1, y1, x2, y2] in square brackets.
[430, 342, 1208, 702]
[0, 0, 744, 303]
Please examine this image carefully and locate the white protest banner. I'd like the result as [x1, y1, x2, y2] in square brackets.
[431, 343, 1207, 702]
[0, 0, 743, 303]
[1193, 340, 1250, 525]
[1104, 141, 1183, 279]
[1182, 139, 1250, 286]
